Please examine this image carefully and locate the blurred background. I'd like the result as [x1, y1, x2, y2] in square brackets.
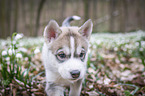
[0, 0, 145, 38]
[0, 0, 145, 95]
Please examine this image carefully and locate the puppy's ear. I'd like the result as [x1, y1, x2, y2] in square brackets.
[44, 20, 61, 43]
[79, 19, 93, 40]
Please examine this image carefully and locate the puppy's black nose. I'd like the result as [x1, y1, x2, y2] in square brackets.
[70, 70, 80, 79]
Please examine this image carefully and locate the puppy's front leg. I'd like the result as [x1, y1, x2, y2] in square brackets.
[45, 82, 64, 96]
[69, 79, 83, 96]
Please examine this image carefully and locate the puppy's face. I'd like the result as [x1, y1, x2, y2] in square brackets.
[44, 20, 93, 82]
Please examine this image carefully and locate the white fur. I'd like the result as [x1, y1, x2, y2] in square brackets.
[72, 15, 81, 20]
[70, 36, 75, 58]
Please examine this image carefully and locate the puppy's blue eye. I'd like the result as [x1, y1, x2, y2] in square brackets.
[80, 53, 84, 58]
[79, 51, 85, 60]
[56, 51, 66, 61]
[58, 53, 66, 58]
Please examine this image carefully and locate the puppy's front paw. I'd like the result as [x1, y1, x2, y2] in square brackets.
[45, 82, 64, 96]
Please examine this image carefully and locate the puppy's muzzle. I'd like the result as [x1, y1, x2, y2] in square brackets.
[70, 70, 80, 79]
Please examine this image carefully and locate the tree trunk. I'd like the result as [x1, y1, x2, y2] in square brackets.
[93, 0, 97, 19]
[84, 0, 90, 22]
[21, 0, 26, 35]
[109, 0, 115, 32]
[136, 0, 142, 30]
[119, 0, 124, 32]
[30, 0, 34, 36]
[0, 0, 6, 38]
[141, 0, 145, 30]
[123, 0, 128, 32]
[35, 0, 46, 37]
[13, 0, 19, 33]
[6, 0, 12, 37]
[60, 0, 66, 23]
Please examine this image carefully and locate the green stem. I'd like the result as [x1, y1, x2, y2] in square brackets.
[141, 58, 145, 71]
[141, 59, 145, 66]
[119, 83, 139, 95]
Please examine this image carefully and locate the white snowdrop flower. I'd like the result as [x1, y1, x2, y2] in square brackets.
[19, 43, 24, 47]
[88, 43, 91, 48]
[8, 49, 12, 55]
[104, 78, 111, 85]
[125, 44, 129, 48]
[15, 44, 18, 48]
[34, 48, 40, 54]
[139, 48, 143, 51]
[1, 42, 6, 46]
[93, 45, 96, 49]
[18, 47, 27, 53]
[97, 79, 103, 84]
[10, 45, 13, 49]
[2, 50, 7, 56]
[16, 53, 22, 58]
[15, 33, 23, 40]
[96, 40, 101, 45]
[141, 41, 145, 46]
[24, 57, 29, 61]
[129, 50, 132, 54]
[114, 47, 118, 51]
[88, 48, 91, 54]
[7, 61, 10, 65]
[12, 41, 16, 44]
[89, 85, 93, 89]
[135, 42, 139, 46]
[123, 48, 127, 51]
[5, 57, 10, 61]
[8, 49, 14, 55]
[128, 45, 132, 49]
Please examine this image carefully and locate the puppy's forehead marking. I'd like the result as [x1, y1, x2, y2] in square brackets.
[70, 36, 75, 58]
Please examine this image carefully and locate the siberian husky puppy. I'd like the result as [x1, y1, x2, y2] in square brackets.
[42, 16, 93, 96]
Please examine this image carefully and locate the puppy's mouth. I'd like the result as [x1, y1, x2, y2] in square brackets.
[70, 78, 78, 80]
[68, 78, 80, 82]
